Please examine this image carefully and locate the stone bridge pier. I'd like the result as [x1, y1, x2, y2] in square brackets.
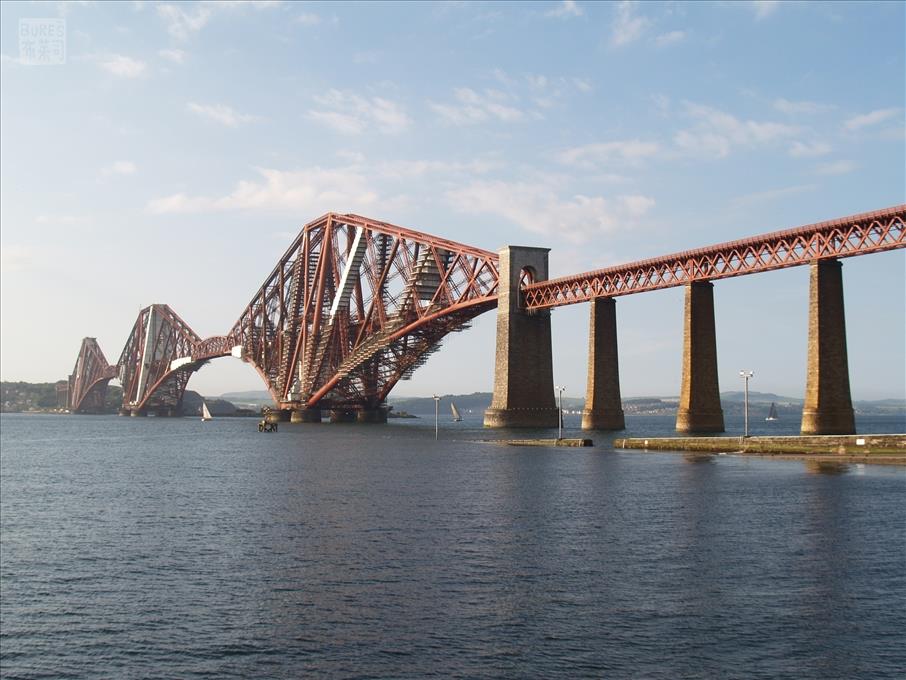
[801, 259, 855, 435]
[484, 246, 559, 428]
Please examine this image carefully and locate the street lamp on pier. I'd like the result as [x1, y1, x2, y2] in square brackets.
[555, 385, 566, 440]
[739, 371, 754, 438]
[432, 395, 440, 440]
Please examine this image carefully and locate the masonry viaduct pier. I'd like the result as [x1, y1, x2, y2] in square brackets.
[64, 205, 904, 435]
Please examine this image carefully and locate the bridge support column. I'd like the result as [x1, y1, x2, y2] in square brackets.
[130, 408, 146, 417]
[290, 408, 322, 423]
[582, 298, 625, 430]
[801, 259, 855, 435]
[357, 406, 388, 424]
[329, 409, 357, 423]
[676, 281, 725, 433]
[484, 246, 559, 428]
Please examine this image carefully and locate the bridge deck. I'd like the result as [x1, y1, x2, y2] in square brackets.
[523, 205, 905, 309]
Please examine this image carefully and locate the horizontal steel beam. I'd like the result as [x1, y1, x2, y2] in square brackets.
[523, 205, 906, 309]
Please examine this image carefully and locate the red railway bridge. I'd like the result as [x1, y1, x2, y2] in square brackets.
[64, 205, 905, 434]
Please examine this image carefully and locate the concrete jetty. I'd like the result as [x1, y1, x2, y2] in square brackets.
[614, 434, 906, 464]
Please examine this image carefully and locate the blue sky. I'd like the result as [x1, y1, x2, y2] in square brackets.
[1, 0, 903, 401]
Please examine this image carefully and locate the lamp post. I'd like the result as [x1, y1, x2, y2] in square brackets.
[555, 385, 566, 440]
[739, 371, 754, 438]
[433, 395, 440, 440]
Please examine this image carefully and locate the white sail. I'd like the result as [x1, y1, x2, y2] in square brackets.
[450, 402, 462, 422]
[202, 401, 213, 421]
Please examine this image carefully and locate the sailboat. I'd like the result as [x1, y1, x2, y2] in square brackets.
[765, 402, 779, 422]
[201, 401, 213, 422]
[450, 402, 463, 422]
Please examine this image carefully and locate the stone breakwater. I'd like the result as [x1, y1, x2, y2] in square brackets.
[614, 434, 906, 464]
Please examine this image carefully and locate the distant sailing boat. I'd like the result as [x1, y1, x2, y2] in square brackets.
[765, 402, 779, 422]
[201, 401, 213, 422]
[450, 402, 463, 422]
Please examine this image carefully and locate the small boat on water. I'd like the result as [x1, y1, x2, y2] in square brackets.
[451, 402, 463, 422]
[201, 401, 213, 422]
[765, 402, 779, 422]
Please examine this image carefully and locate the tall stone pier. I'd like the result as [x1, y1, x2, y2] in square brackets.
[581, 297, 625, 430]
[801, 259, 855, 435]
[676, 281, 725, 433]
[484, 246, 559, 428]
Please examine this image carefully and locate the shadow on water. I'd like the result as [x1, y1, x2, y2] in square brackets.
[803, 460, 850, 475]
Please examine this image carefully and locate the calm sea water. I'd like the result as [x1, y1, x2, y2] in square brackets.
[1, 412, 904, 679]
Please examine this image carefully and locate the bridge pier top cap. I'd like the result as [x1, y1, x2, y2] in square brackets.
[498, 245, 551, 255]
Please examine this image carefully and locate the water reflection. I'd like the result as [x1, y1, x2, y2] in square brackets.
[682, 452, 715, 464]
[804, 460, 850, 475]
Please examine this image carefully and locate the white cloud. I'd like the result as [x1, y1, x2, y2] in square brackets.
[431, 87, 524, 125]
[731, 184, 817, 207]
[98, 54, 146, 78]
[446, 180, 655, 244]
[546, 1, 583, 19]
[308, 90, 411, 135]
[35, 214, 87, 225]
[816, 160, 856, 176]
[159, 48, 186, 63]
[187, 102, 256, 127]
[0, 245, 35, 273]
[844, 108, 901, 131]
[557, 140, 661, 168]
[157, 1, 282, 41]
[296, 12, 321, 25]
[572, 77, 593, 93]
[147, 166, 384, 215]
[674, 102, 799, 158]
[611, 1, 650, 48]
[654, 30, 685, 47]
[103, 160, 137, 176]
[788, 140, 832, 158]
[773, 98, 832, 115]
[157, 3, 213, 40]
[751, 1, 779, 20]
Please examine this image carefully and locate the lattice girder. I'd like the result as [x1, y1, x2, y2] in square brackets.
[67, 337, 117, 413]
[523, 205, 906, 309]
[229, 213, 500, 409]
[117, 304, 203, 413]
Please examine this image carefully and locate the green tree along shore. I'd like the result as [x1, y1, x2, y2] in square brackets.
[1, 381, 124, 413]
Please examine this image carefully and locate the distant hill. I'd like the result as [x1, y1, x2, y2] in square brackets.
[219, 390, 275, 408]
[389, 390, 904, 417]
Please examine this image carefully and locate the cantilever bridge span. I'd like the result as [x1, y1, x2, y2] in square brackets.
[65, 205, 904, 432]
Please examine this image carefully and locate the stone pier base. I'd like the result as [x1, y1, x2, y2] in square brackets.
[357, 407, 388, 424]
[676, 281, 725, 433]
[290, 408, 322, 423]
[265, 409, 291, 424]
[581, 297, 625, 431]
[329, 409, 357, 423]
[801, 259, 855, 435]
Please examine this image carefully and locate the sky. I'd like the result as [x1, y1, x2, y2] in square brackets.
[1, 0, 904, 402]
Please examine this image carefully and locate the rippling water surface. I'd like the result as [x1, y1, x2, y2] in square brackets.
[2, 413, 904, 678]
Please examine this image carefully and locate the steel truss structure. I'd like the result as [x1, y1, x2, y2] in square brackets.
[230, 213, 500, 409]
[522, 205, 906, 309]
[67, 337, 117, 413]
[65, 206, 902, 414]
[117, 304, 203, 413]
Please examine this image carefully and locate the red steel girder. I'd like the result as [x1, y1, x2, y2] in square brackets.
[117, 304, 204, 413]
[67, 337, 117, 413]
[229, 213, 500, 409]
[522, 205, 906, 309]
